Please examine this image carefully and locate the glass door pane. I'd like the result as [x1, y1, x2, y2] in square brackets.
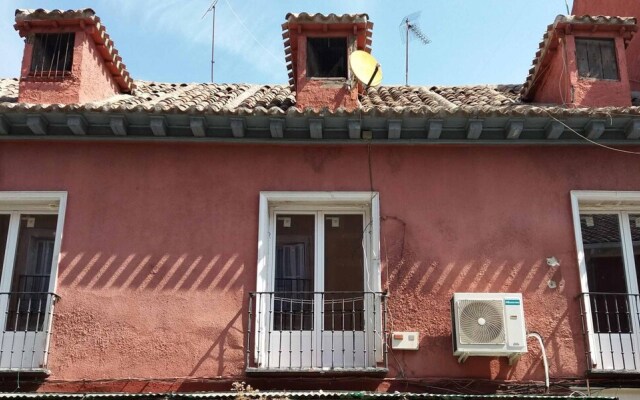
[0, 215, 9, 280]
[581, 213, 630, 333]
[7, 214, 57, 332]
[274, 214, 315, 331]
[323, 214, 364, 331]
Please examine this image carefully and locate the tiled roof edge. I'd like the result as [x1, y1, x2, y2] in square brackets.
[15, 8, 96, 21]
[285, 13, 369, 24]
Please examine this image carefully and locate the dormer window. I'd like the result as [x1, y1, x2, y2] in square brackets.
[575, 38, 619, 80]
[29, 33, 75, 77]
[306, 37, 348, 78]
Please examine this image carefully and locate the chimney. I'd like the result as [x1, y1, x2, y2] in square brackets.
[13, 8, 134, 105]
[572, 0, 640, 92]
[521, 15, 637, 107]
[282, 13, 373, 111]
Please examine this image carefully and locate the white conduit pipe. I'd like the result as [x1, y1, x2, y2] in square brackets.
[527, 332, 549, 391]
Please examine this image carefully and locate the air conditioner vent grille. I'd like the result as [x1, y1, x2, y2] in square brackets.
[458, 299, 505, 345]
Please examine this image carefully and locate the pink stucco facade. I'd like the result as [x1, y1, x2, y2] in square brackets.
[1, 140, 636, 392]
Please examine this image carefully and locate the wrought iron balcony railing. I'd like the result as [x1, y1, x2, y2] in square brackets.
[579, 292, 640, 373]
[246, 291, 388, 373]
[0, 292, 59, 372]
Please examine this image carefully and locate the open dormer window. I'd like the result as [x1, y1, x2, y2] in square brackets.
[29, 33, 75, 77]
[306, 37, 347, 78]
[575, 38, 619, 80]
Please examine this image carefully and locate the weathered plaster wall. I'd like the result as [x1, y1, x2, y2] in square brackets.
[1, 141, 639, 391]
[528, 38, 570, 105]
[572, 0, 640, 92]
[77, 31, 120, 103]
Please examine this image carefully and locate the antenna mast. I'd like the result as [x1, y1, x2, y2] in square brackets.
[400, 12, 431, 86]
[202, 0, 220, 82]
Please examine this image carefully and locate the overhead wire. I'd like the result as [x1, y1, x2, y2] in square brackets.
[223, 0, 285, 66]
[543, 110, 640, 155]
[548, 25, 640, 156]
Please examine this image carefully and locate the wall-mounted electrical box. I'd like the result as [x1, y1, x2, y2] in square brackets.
[391, 331, 419, 350]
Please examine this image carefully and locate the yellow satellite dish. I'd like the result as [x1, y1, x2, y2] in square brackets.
[349, 50, 383, 88]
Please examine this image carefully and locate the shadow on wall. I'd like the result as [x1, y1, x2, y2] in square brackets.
[380, 215, 585, 380]
[57, 252, 245, 292]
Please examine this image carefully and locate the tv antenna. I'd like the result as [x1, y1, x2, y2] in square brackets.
[202, 0, 220, 82]
[399, 12, 431, 86]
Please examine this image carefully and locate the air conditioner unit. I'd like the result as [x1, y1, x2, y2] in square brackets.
[451, 292, 527, 364]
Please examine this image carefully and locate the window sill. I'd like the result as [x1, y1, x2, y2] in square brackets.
[246, 367, 388, 376]
[22, 73, 74, 83]
[577, 76, 621, 82]
[0, 368, 50, 375]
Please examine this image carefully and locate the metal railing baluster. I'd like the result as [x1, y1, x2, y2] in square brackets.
[246, 293, 253, 369]
[320, 292, 324, 370]
[0, 293, 8, 368]
[278, 296, 283, 369]
[256, 293, 262, 367]
[267, 293, 273, 369]
[341, 296, 345, 369]
[591, 295, 605, 369]
[330, 294, 335, 369]
[603, 296, 616, 370]
[288, 297, 293, 368]
[633, 294, 639, 370]
[373, 293, 377, 368]
[299, 294, 303, 370]
[613, 296, 626, 370]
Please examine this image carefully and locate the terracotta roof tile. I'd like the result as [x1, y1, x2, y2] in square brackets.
[0, 78, 19, 103]
[2, 78, 640, 119]
[15, 8, 96, 20]
[284, 13, 369, 24]
[431, 85, 518, 107]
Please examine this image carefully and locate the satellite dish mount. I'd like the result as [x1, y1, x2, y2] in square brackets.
[349, 50, 383, 91]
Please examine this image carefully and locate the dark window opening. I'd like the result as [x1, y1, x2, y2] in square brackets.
[29, 33, 75, 77]
[306, 37, 348, 78]
[576, 38, 619, 80]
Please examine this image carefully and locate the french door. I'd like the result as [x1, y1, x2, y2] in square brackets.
[258, 206, 379, 370]
[0, 211, 58, 370]
[579, 211, 640, 371]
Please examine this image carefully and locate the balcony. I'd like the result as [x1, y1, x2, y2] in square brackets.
[0, 292, 58, 373]
[246, 291, 388, 373]
[579, 292, 640, 373]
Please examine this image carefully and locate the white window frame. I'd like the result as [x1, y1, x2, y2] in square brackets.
[570, 190, 640, 371]
[0, 191, 67, 371]
[254, 191, 381, 369]
[256, 191, 381, 295]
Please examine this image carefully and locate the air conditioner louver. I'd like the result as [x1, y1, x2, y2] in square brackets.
[451, 293, 527, 365]
[458, 299, 505, 345]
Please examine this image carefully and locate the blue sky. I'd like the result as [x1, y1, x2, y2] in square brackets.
[0, 1, 573, 85]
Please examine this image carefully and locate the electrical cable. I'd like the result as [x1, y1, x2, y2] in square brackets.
[543, 110, 640, 155]
[527, 332, 550, 391]
[549, 31, 640, 156]
[223, 0, 285, 66]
